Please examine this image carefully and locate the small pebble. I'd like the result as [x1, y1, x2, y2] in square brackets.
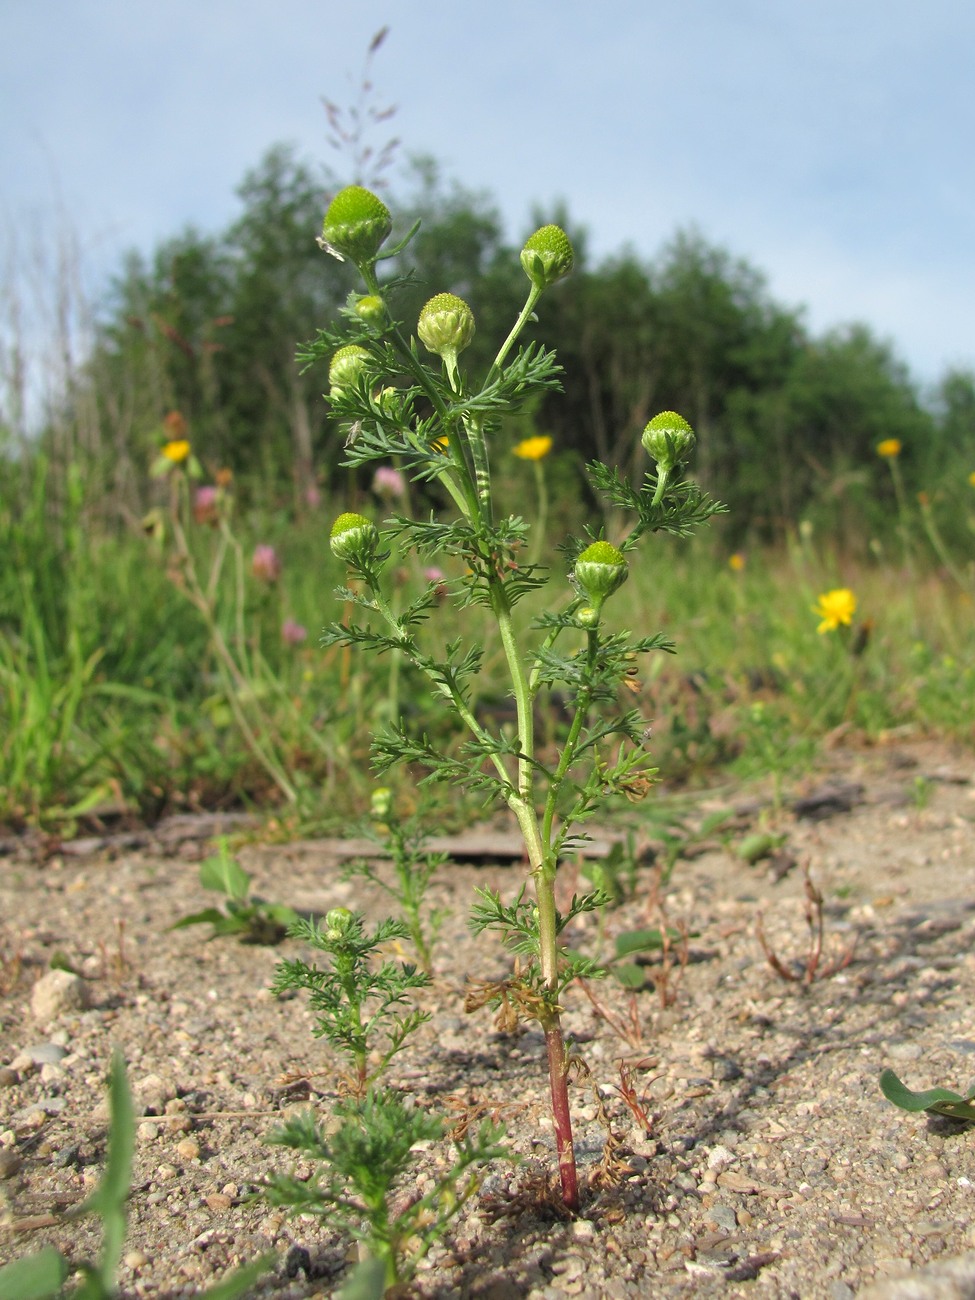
[206, 1193, 233, 1212]
[23, 1043, 68, 1066]
[176, 1138, 200, 1160]
[705, 1203, 739, 1234]
[52, 1144, 81, 1169]
[124, 1251, 148, 1271]
[0, 1068, 18, 1088]
[30, 970, 89, 1023]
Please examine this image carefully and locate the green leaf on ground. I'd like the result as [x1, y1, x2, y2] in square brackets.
[0, 1247, 68, 1300]
[880, 1067, 975, 1120]
[199, 847, 251, 900]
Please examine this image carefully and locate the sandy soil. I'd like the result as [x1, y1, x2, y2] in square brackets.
[2, 736, 975, 1299]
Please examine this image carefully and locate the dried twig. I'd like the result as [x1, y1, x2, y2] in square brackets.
[757, 860, 857, 985]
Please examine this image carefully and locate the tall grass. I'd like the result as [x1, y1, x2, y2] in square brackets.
[1, 461, 972, 833]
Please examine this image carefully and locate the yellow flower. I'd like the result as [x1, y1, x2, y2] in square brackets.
[968, 471, 975, 487]
[162, 439, 191, 463]
[813, 588, 857, 634]
[876, 439, 902, 458]
[513, 435, 553, 461]
[728, 552, 746, 572]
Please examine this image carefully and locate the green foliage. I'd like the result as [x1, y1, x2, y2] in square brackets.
[606, 925, 697, 990]
[172, 838, 299, 943]
[265, 1088, 507, 1293]
[271, 910, 430, 1095]
[880, 1068, 975, 1122]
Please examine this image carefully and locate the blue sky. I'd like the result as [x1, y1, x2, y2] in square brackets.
[3, 0, 974, 387]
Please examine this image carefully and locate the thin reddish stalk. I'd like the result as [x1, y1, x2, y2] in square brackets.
[544, 1019, 579, 1211]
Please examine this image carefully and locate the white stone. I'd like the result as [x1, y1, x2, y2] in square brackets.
[30, 970, 89, 1023]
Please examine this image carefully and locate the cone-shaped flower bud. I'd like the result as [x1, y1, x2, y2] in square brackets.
[417, 293, 475, 362]
[354, 294, 386, 325]
[576, 606, 601, 629]
[370, 787, 393, 820]
[330, 512, 379, 566]
[641, 410, 695, 473]
[573, 541, 628, 612]
[328, 345, 371, 395]
[321, 186, 392, 265]
[325, 906, 354, 941]
[520, 225, 574, 290]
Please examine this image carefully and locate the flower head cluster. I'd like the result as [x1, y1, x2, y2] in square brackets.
[329, 344, 371, 397]
[282, 618, 308, 645]
[572, 541, 628, 614]
[513, 435, 553, 462]
[876, 439, 902, 458]
[162, 439, 191, 464]
[372, 465, 407, 500]
[330, 512, 379, 567]
[813, 588, 857, 634]
[320, 186, 392, 266]
[642, 411, 695, 474]
[417, 293, 475, 366]
[252, 544, 282, 584]
[193, 485, 220, 526]
[520, 226, 574, 291]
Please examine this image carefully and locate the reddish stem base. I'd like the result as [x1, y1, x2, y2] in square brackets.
[544, 1019, 580, 1212]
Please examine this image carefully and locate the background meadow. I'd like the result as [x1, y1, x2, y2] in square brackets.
[2, 130, 974, 834]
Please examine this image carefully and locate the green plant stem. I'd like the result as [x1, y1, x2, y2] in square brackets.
[887, 458, 919, 604]
[489, 575, 580, 1211]
[650, 467, 669, 508]
[528, 459, 548, 566]
[489, 285, 543, 381]
[169, 506, 298, 804]
[335, 950, 369, 1094]
[360, 264, 478, 523]
[919, 496, 972, 594]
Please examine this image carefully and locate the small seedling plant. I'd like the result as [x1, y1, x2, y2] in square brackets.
[272, 906, 430, 1097]
[264, 1090, 507, 1297]
[312, 185, 725, 1209]
[172, 837, 299, 944]
[268, 907, 506, 1294]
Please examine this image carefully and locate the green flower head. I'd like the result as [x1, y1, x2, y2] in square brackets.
[520, 225, 574, 291]
[370, 786, 393, 820]
[321, 186, 392, 266]
[330, 511, 379, 567]
[573, 541, 628, 611]
[353, 294, 386, 326]
[325, 906, 354, 941]
[417, 293, 475, 362]
[642, 410, 696, 472]
[328, 344, 371, 395]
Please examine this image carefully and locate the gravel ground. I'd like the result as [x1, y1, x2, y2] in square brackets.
[1, 737, 974, 1299]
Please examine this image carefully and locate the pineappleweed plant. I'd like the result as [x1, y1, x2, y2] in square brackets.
[312, 185, 725, 1210]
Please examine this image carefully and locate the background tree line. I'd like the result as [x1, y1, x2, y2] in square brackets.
[11, 143, 975, 549]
